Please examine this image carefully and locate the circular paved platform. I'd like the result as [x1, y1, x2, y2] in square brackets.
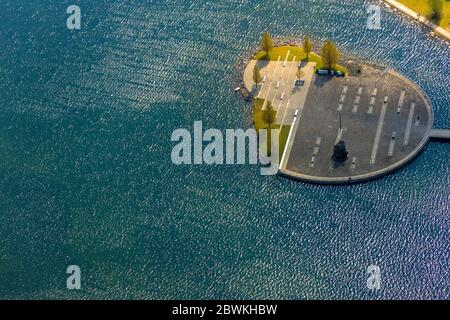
[280, 69, 434, 184]
[276, 67, 434, 184]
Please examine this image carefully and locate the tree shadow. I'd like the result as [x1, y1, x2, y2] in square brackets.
[255, 59, 270, 69]
[313, 74, 333, 88]
[299, 59, 308, 68]
[427, 13, 442, 25]
[331, 159, 347, 169]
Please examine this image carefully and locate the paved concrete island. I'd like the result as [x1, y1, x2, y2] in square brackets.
[243, 58, 438, 184]
[280, 67, 434, 184]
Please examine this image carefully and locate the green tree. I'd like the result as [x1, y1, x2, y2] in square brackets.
[303, 35, 312, 60]
[321, 40, 340, 72]
[253, 64, 262, 88]
[428, 0, 443, 22]
[264, 101, 276, 130]
[261, 32, 273, 58]
[264, 101, 276, 156]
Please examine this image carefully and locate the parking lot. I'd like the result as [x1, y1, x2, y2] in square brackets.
[244, 55, 316, 126]
[282, 68, 433, 182]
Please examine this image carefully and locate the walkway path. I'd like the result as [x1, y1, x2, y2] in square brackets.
[430, 128, 450, 140]
[382, 0, 450, 42]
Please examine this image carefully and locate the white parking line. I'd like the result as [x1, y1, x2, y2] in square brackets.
[257, 86, 263, 98]
[309, 156, 316, 168]
[262, 87, 272, 108]
[352, 104, 359, 113]
[397, 91, 405, 114]
[277, 99, 283, 111]
[278, 56, 297, 124]
[258, 58, 278, 98]
[313, 146, 319, 155]
[388, 132, 396, 157]
[312, 136, 321, 156]
[279, 110, 298, 170]
[280, 56, 297, 103]
[335, 128, 344, 145]
[261, 57, 281, 109]
[315, 136, 322, 145]
[368, 96, 376, 114]
[279, 99, 291, 125]
[404, 102, 416, 146]
[272, 56, 281, 78]
[370, 97, 388, 165]
[278, 58, 289, 86]
[351, 157, 357, 170]
[283, 51, 290, 67]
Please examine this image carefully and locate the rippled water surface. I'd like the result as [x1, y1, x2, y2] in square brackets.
[0, 0, 449, 299]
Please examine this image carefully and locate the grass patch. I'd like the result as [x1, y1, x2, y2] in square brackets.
[254, 46, 306, 62]
[252, 98, 291, 157]
[278, 125, 291, 157]
[252, 98, 276, 131]
[398, 0, 450, 28]
[254, 45, 348, 75]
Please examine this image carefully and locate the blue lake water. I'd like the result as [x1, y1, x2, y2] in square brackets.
[0, 0, 448, 299]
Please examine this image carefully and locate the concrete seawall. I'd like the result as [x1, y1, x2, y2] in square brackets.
[381, 0, 450, 43]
